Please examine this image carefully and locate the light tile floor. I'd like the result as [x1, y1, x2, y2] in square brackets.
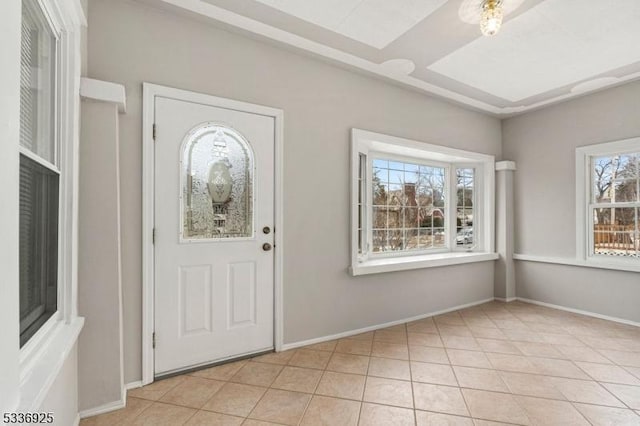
[81, 301, 640, 425]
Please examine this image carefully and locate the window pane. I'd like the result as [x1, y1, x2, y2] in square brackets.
[593, 207, 639, 258]
[21, 0, 56, 164]
[19, 154, 59, 347]
[456, 168, 475, 248]
[371, 158, 446, 254]
[182, 125, 254, 240]
[592, 154, 640, 203]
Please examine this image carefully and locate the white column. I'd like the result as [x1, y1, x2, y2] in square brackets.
[77, 78, 127, 413]
[495, 161, 517, 301]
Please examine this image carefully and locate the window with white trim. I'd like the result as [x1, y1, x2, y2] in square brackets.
[351, 129, 496, 275]
[19, 0, 60, 347]
[577, 138, 640, 262]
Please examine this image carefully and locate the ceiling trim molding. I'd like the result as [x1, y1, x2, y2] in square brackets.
[160, 0, 640, 117]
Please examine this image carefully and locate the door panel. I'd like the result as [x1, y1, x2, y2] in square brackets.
[154, 96, 274, 375]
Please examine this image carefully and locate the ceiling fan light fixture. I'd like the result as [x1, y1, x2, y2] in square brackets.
[480, 0, 503, 36]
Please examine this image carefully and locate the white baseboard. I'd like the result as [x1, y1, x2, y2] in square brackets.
[72, 414, 80, 426]
[516, 297, 640, 328]
[78, 381, 142, 419]
[280, 297, 495, 351]
[494, 297, 517, 302]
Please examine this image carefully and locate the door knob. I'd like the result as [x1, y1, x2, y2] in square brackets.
[262, 243, 272, 251]
[263, 226, 271, 234]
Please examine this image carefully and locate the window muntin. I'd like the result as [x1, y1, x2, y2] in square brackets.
[181, 124, 254, 241]
[590, 153, 639, 258]
[456, 168, 475, 249]
[19, 0, 59, 347]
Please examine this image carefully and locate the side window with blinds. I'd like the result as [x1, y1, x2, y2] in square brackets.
[19, 0, 59, 347]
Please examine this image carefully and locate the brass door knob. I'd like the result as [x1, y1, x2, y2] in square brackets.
[262, 243, 272, 251]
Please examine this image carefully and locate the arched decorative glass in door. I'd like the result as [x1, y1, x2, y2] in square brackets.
[180, 123, 254, 240]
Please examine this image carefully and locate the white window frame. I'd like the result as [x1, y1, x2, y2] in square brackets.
[350, 129, 496, 276]
[17, 0, 85, 411]
[576, 137, 640, 271]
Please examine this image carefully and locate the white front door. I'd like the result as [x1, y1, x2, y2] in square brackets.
[154, 95, 275, 376]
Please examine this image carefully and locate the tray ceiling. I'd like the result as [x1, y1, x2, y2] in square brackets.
[149, 0, 640, 115]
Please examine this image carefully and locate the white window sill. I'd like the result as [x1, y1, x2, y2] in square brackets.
[513, 253, 640, 273]
[18, 316, 85, 411]
[350, 252, 499, 276]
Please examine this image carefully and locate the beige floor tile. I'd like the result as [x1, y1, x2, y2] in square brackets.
[271, 366, 323, 393]
[453, 366, 508, 392]
[409, 332, 444, 348]
[336, 339, 373, 356]
[415, 411, 473, 425]
[476, 338, 522, 355]
[300, 395, 360, 426]
[529, 357, 590, 379]
[627, 366, 640, 380]
[358, 403, 415, 426]
[315, 371, 366, 401]
[463, 318, 496, 329]
[382, 324, 408, 333]
[576, 362, 640, 385]
[538, 333, 585, 347]
[486, 353, 539, 374]
[555, 345, 612, 363]
[472, 418, 517, 426]
[184, 411, 243, 426]
[602, 383, 640, 410]
[435, 313, 466, 326]
[498, 371, 565, 400]
[579, 337, 631, 351]
[363, 377, 414, 408]
[492, 319, 529, 331]
[442, 335, 481, 351]
[446, 349, 492, 369]
[374, 330, 408, 344]
[548, 376, 625, 407]
[230, 362, 283, 387]
[288, 349, 332, 370]
[411, 361, 458, 386]
[327, 353, 370, 375]
[242, 420, 282, 426]
[512, 342, 563, 359]
[438, 325, 474, 337]
[192, 360, 248, 381]
[80, 397, 152, 426]
[305, 340, 338, 352]
[599, 350, 640, 368]
[131, 402, 197, 426]
[461, 389, 530, 425]
[469, 327, 508, 340]
[371, 341, 409, 360]
[202, 382, 266, 417]
[573, 403, 640, 426]
[503, 329, 546, 344]
[514, 395, 589, 425]
[407, 320, 439, 335]
[412, 383, 468, 416]
[128, 376, 187, 401]
[368, 357, 411, 380]
[160, 376, 225, 409]
[251, 350, 296, 365]
[410, 345, 450, 364]
[316, 371, 366, 400]
[248, 389, 311, 425]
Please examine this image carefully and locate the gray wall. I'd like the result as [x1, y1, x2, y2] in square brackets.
[88, 0, 501, 383]
[502, 81, 640, 323]
[40, 346, 79, 426]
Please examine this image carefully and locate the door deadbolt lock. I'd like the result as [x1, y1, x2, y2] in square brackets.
[263, 226, 271, 234]
[262, 243, 272, 251]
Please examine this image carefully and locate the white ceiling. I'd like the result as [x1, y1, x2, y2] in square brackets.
[151, 0, 640, 116]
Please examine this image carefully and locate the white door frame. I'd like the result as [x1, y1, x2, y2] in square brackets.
[141, 83, 284, 385]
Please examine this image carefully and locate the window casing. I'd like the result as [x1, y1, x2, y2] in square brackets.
[351, 129, 495, 275]
[19, 0, 61, 347]
[577, 138, 640, 264]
